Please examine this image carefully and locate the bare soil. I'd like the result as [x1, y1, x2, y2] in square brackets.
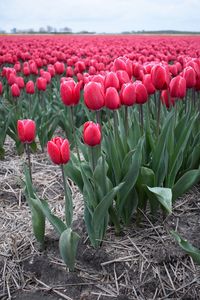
[0, 138, 200, 300]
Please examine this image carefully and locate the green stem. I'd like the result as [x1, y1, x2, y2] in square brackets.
[70, 106, 81, 162]
[139, 105, 144, 135]
[156, 91, 161, 137]
[113, 110, 118, 140]
[61, 165, 72, 227]
[109, 206, 121, 235]
[125, 106, 129, 136]
[96, 110, 101, 126]
[25, 144, 32, 183]
[90, 146, 96, 172]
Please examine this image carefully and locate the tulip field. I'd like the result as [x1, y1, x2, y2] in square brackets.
[0, 34, 200, 299]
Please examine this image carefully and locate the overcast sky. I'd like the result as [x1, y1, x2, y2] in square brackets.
[0, 0, 199, 33]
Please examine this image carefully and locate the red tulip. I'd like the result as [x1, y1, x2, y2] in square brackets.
[182, 66, 196, 88]
[16, 77, 25, 89]
[83, 121, 101, 147]
[84, 82, 105, 110]
[26, 80, 35, 94]
[60, 80, 81, 106]
[142, 74, 155, 95]
[134, 81, 148, 104]
[116, 70, 130, 87]
[36, 77, 47, 91]
[11, 83, 20, 97]
[104, 72, 120, 90]
[120, 83, 136, 106]
[151, 65, 169, 90]
[47, 137, 70, 165]
[105, 87, 121, 110]
[47, 65, 56, 77]
[54, 62, 65, 75]
[17, 119, 36, 143]
[169, 76, 186, 98]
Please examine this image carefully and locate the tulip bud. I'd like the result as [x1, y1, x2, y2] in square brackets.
[104, 72, 120, 90]
[11, 83, 20, 97]
[83, 121, 101, 147]
[142, 74, 155, 95]
[54, 62, 65, 75]
[47, 137, 70, 165]
[182, 66, 196, 88]
[26, 80, 35, 94]
[134, 81, 148, 104]
[16, 77, 25, 89]
[169, 76, 186, 99]
[120, 83, 136, 106]
[60, 80, 81, 106]
[116, 70, 130, 87]
[36, 77, 47, 91]
[84, 82, 105, 110]
[105, 87, 121, 110]
[151, 65, 169, 90]
[17, 119, 36, 143]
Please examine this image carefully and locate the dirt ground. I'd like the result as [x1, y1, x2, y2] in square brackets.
[0, 138, 200, 300]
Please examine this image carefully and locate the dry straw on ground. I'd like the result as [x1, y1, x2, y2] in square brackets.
[0, 138, 200, 300]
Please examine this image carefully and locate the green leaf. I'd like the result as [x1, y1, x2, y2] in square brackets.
[172, 169, 200, 201]
[30, 197, 45, 247]
[92, 183, 124, 240]
[118, 137, 144, 214]
[59, 228, 80, 271]
[171, 231, 200, 264]
[145, 186, 172, 214]
[39, 199, 67, 235]
[152, 112, 173, 186]
[167, 115, 197, 187]
[64, 160, 83, 192]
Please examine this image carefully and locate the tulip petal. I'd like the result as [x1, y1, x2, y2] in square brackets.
[47, 141, 61, 164]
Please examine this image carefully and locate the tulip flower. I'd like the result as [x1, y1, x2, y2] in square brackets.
[17, 119, 36, 144]
[54, 62, 65, 75]
[60, 80, 81, 106]
[182, 66, 196, 88]
[151, 65, 170, 90]
[104, 72, 120, 90]
[47, 137, 70, 165]
[84, 82, 105, 110]
[105, 87, 121, 110]
[16, 77, 25, 89]
[142, 74, 155, 95]
[120, 83, 136, 106]
[134, 81, 148, 104]
[83, 121, 101, 147]
[36, 77, 47, 91]
[169, 76, 186, 99]
[26, 80, 35, 94]
[11, 83, 20, 97]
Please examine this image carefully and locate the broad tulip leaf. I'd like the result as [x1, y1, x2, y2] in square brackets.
[38, 199, 67, 235]
[64, 160, 83, 192]
[92, 183, 124, 239]
[152, 112, 173, 186]
[59, 228, 80, 271]
[30, 197, 45, 247]
[172, 169, 200, 201]
[118, 137, 144, 213]
[171, 231, 200, 264]
[167, 115, 197, 187]
[145, 186, 172, 214]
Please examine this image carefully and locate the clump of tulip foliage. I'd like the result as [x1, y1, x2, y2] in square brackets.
[1, 35, 200, 270]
